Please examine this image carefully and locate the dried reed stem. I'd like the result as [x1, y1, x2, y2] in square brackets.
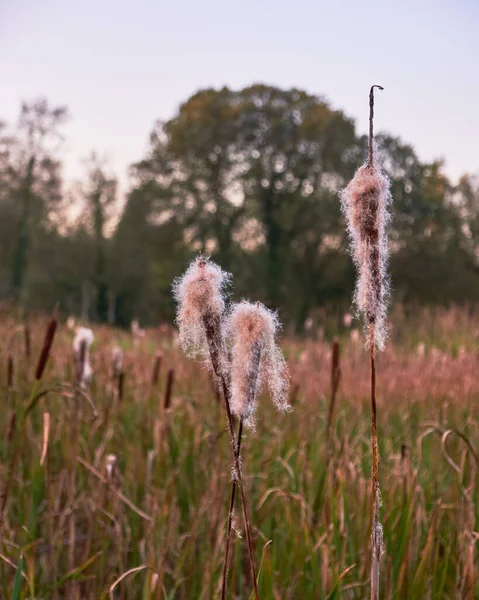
[7, 355, 13, 389]
[164, 368, 174, 410]
[368, 85, 384, 168]
[151, 353, 162, 386]
[24, 319, 31, 359]
[369, 324, 381, 600]
[35, 315, 58, 380]
[202, 316, 259, 600]
[326, 339, 340, 442]
[221, 418, 243, 600]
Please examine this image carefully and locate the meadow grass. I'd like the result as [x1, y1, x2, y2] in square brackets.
[0, 306, 477, 598]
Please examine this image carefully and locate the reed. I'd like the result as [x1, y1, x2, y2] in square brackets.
[173, 257, 261, 599]
[340, 85, 391, 599]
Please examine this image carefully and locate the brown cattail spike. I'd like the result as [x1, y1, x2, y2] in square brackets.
[35, 316, 58, 380]
[118, 371, 124, 401]
[164, 368, 174, 410]
[7, 356, 14, 389]
[326, 339, 340, 441]
[151, 352, 162, 386]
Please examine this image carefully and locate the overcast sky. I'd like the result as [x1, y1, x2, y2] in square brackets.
[1, 0, 478, 192]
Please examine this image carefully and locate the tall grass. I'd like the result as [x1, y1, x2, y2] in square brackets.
[0, 307, 476, 597]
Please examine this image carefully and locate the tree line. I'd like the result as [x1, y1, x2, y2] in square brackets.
[0, 85, 478, 330]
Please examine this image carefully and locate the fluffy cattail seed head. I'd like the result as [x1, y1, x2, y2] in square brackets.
[112, 346, 123, 378]
[73, 327, 94, 388]
[225, 301, 290, 428]
[173, 256, 230, 375]
[340, 159, 391, 349]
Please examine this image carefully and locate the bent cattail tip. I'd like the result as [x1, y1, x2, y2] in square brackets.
[35, 317, 58, 380]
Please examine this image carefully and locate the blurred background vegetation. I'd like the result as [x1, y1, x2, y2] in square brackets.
[1, 85, 478, 329]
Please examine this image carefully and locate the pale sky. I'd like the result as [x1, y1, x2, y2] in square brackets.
[1, 0, 478, 194]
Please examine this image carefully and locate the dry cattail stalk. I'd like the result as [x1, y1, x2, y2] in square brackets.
[35, 315, 58, 381]
[73, 327, 94, 389]
[340, 85, 390, 350]
[173, 256, 259, 600]
[151, 352, 163, 386]
[225, 301, 290, 429]
[24, 319, 31, 359]
[118, 371, 125, 401]
[7, 355, 13, 389]
[326, 339, 341, 442]
[221, 301, 290, 596]
[164, 368, 174, 410]
[40, 412, 50, 466]
[340, 85, 390, 600]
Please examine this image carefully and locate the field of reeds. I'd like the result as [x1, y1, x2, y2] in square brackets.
[0, 305, 477, 599]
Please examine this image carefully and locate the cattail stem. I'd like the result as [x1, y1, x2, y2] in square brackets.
[368, 85, 384, 168]
[219, 379, 259, 600]
[201, 315, 259, 600]
[221, 418, 243, 600]
[369, 323, 381, 599]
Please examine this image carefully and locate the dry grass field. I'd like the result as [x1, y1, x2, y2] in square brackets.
[0, 305, 477, 598]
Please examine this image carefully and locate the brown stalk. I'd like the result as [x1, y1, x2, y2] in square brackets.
[117, 371, 124, 402]
[35, 315, 58, 380]
[164, 368, 174, 410]
[221, 417, 243, 599]
[202, 315, 259, 600]
[368, 85, 384, 169]
[151, 352, 162, 386]
[24, 319, 31, 359]
[326, 339, 340, 442]
[369, 323, 381, 600]
[75, 339, 87, 385]
[7, 355, 14, 389]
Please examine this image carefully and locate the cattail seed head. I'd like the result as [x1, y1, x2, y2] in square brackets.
[73, 327, 94, 388]
[112, 346, 123, 378]
[340, 160, 391, 349]
[225, 301, 290, 428]
[173, 256, 231, 375]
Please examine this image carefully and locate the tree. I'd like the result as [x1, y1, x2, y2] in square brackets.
[80, 154, 117, 322]
[132, 85, 358, 327]
[2, 99, 69, 302]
